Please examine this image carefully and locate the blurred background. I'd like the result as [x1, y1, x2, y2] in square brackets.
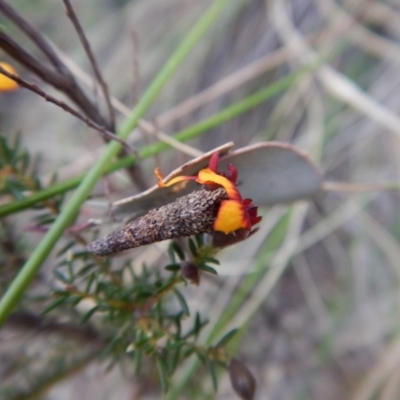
[1, 0, 400, 399]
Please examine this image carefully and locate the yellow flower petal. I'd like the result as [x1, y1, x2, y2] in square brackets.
[0, 62, 19, 91]
[155, 167, 195, 188]
[154, 154, 261, 237]
[214, 200, 249, 234]
[197, 168, 241, 200]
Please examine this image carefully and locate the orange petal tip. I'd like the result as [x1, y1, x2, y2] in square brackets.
[197, 168, 241, 200]
[0, 62, 19, 91]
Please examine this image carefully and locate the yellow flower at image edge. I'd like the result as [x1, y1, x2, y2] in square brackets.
[0, 62, 19, 91]
[155, 152, 262, 235]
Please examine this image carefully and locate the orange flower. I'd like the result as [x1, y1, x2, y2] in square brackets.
[155, 152, 262, 235]
[0, 62, 19, 91]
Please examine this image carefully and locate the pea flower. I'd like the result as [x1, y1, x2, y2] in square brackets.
[87, 152, 261, 256]
[155, 152, 261, 235]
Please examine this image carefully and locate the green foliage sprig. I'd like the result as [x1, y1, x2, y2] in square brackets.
[43, 235, 240, 394]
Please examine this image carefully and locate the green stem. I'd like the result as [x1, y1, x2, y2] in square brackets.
[0, 0, 230, 328]
[0, 68, 301, 218]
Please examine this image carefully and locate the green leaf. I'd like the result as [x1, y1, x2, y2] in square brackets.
[134, 348, 142, 375]
[52, 290, 71, 296]
[67, 262, 75, 282]
[67, 295, 83, 306]
[202, 257, 220, 265]
[56, 240, 75, 256]
[41, 296, 68, 314]
[168, 243, 177, 264]
[194, 312, 208, 338]
[73, 250, 93, 259]
[173, 289, 190, 316]
[181, 313, 208, 340]
[196, 351, 208, 366]
[194, 234, 204, 248]
[174, 313, 182, 339]
[20, 151, 30, 173]
[77, 263, 97, 277]
[0, 135, 13, 164]
[84, 273, 96, 293]
[182, 347, 195, 358]
[164, 264, 181, 272]
[155, 276, 176, 295]
[199, 264, 218, 276]
[170, 242, 185, 261]
[156, 357, 170, 394]
[4, 180, 27, 200]
[80, 305, 100, 323]
[215, 328, 239, 348]
[170, 347, 181, 373]
[53, 269, 70, 284]
[34, 214, 56, 226]
[208, 361, 218, 391]
[104, 357, 118, 373]
[102, 335, 122, 357]
[195, 312, 202, 337]
[48, 171, 59, 185]
[164, 340, 185, 351]
[188, 238, 197, 257]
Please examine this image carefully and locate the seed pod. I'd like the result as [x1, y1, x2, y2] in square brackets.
[229, 358, 256, 400]
[87, 188, 227, 256]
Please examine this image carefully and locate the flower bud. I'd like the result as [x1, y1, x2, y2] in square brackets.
[229, 358, 256, 400]
[180, 261, 200, 285]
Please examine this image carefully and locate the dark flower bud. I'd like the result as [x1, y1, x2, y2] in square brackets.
[180, 261, 200, 286]
[228, 358, 256, 400]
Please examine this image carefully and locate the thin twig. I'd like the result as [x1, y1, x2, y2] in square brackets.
[0, 32, 144, 186]
[138, 119, 203, 157]
[60, 0, 145, 187]
[0, 0, 146, 190]
[0, 0, 67, 73]
[0, 30, 70, 88]
[51, 43, 204, 158]
[63, 0, 115, 131]
[0, 30, 108, 128]
[0, 65, 137, 155]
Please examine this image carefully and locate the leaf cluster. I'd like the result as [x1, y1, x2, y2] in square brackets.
[41, 235, 239, 394]
[0, 134, 40, 200]
[0, 134, 63, 220]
